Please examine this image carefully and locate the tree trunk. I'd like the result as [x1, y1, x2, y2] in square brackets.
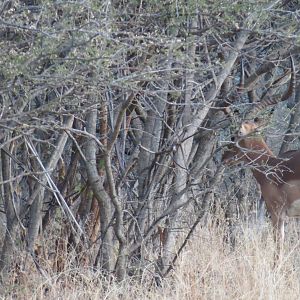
[0, 146, 15, 277]
[83, 109, 114, 274]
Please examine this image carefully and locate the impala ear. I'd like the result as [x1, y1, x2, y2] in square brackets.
[252, 117, 267, 133]
[253, 117, 264, 126]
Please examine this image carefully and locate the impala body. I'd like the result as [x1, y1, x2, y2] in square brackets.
[222, 55, 298, 242]
[223, 120, 300, 241]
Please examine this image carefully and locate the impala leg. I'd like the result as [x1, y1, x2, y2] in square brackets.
[276, 218, 285, 255]
[271, 215, 284, 262]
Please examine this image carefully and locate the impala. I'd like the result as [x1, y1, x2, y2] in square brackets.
[223, 58, 299, 242]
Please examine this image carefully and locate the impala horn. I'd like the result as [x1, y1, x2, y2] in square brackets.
[246, 55, 296, 119]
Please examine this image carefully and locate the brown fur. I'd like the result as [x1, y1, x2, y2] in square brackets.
[223, 121, 300, 242]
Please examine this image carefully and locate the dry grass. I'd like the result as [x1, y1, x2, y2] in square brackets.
[2, 219, 300, 300]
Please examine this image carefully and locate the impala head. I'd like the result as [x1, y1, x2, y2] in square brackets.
[222, 118, 270, 165]
[222, 131, 246, 166]
[222, 55, 295, 166]
[238, 118, 261, 136]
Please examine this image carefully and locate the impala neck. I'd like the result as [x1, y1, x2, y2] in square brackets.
[239, 136, 280, 184]
[239, 136, 274, 159]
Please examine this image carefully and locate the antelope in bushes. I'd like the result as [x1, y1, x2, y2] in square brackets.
[223, 58, 300, 244]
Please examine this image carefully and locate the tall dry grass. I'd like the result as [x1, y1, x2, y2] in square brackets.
[2, 218, 300, 300]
